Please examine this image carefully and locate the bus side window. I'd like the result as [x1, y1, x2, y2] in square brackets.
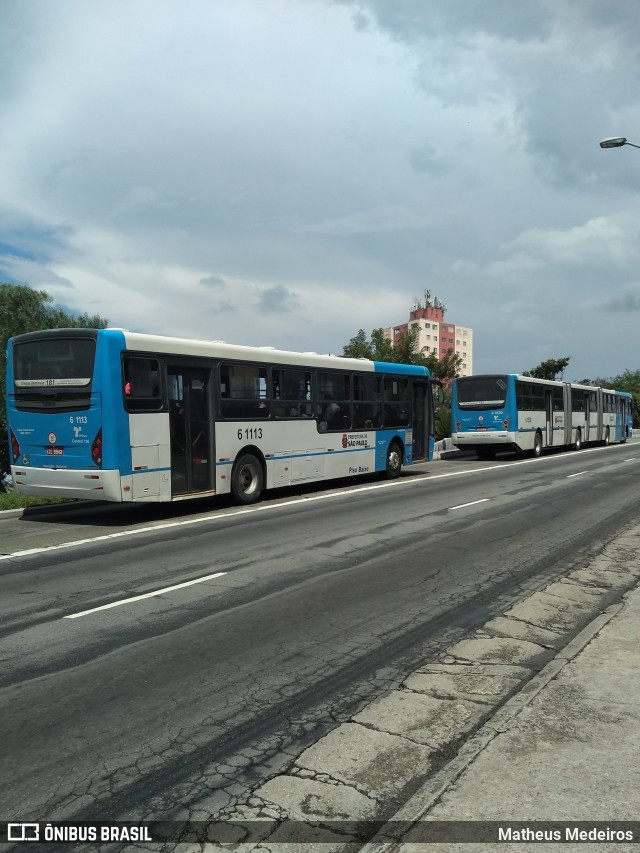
[383, 377, 410, 427]
[220, 363, 268, 419]
[123, 356, 162, 411]
[272, 368, 314, 418]
[317, 371, 350, 430]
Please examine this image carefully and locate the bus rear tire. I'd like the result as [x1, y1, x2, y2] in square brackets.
[532, 431, 542, 458]
[604, 427, 610, 446]
[231, 453, 264, 504]
[385, 441, 403, 479]
[574, 430, 582, 452]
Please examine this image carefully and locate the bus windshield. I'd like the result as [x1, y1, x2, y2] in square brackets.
[456, 375, 508, 409]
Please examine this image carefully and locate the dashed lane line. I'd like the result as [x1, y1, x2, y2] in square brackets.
[63, 571, 227, 618]
[449, 498, 490, 510]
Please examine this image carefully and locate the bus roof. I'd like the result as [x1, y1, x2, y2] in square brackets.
[10, 328, 431, 377]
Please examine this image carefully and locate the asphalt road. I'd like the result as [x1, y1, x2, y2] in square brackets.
[1, 442, 639, 829]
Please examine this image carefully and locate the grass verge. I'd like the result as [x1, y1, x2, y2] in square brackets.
[0, 492, 72, 511]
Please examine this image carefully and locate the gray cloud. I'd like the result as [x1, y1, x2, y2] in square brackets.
[257, 285, 301, 314]
[601, 288, 640, 314]
[199, 274, 227, 289]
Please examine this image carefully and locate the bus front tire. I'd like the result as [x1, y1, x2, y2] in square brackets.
[385, 441, 403, 479]
[231, 453, 264, 504]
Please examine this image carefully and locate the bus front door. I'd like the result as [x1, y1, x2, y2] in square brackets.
[167, 367, 212, 496]
[545, 389, 553, 446]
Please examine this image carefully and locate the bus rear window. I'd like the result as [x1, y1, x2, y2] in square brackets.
[14, 338, 95, 387]
[457, 376, 508, 408]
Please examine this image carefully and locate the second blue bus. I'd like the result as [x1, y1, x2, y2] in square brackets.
[452, 374, 633, 460]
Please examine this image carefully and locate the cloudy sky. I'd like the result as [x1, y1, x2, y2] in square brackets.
[2, 0, 640, 380]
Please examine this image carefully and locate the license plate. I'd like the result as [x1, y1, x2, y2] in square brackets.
[46, 447, 64, 455]
[475, 428, 488, 432]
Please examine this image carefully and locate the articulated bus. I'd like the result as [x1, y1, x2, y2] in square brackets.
[6, 328, 440, 504]
[451, 374, 633, 460]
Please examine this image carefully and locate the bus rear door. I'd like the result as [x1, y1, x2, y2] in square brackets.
[167, 367, 212, 496]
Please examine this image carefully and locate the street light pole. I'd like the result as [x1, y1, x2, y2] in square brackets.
[600, 137, 640, 150]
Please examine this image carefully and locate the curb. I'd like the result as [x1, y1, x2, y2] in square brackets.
[0, 507, 26, 519]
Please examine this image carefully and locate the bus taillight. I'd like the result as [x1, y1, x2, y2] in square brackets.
[91, 428, 103, 467]
[10, 429, 20, 464]
[456, 420, 461, 431]
[502, 416, 509, 429]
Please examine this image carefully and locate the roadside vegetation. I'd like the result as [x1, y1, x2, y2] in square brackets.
[0, 491, 71, 511]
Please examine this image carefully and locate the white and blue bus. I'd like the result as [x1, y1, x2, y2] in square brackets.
[6, 328, 439, 504]
[451, 374, 633, 460]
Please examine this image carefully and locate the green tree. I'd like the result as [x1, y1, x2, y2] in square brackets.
[343, 326, 428, 366]
[342, 328, 373, 359]
[523, 357, 571, 381]
[424, 348, 463, 385]
[1, 282, 109, 479]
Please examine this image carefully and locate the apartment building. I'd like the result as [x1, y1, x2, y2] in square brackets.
[383, 300, 473, 377]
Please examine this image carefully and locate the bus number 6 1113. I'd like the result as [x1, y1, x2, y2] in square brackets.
[238, 428, 263, 440]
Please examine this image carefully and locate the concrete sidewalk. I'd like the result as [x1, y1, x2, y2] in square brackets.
[364, 577, 640, 852]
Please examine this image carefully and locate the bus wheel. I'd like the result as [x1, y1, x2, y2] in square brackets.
[385, 441, 403, 479]
[532, 431, 542, 458]
[574, 430, 582, 451]
[604, 427, 610, 446]
[231, 453, 264, 504]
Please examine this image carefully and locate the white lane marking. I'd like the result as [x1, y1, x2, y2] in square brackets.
[3, 442, 638, 562]
[64, 571, 227, 619]
[449, 498, 490, 511]
[567, 471, 588, 478]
